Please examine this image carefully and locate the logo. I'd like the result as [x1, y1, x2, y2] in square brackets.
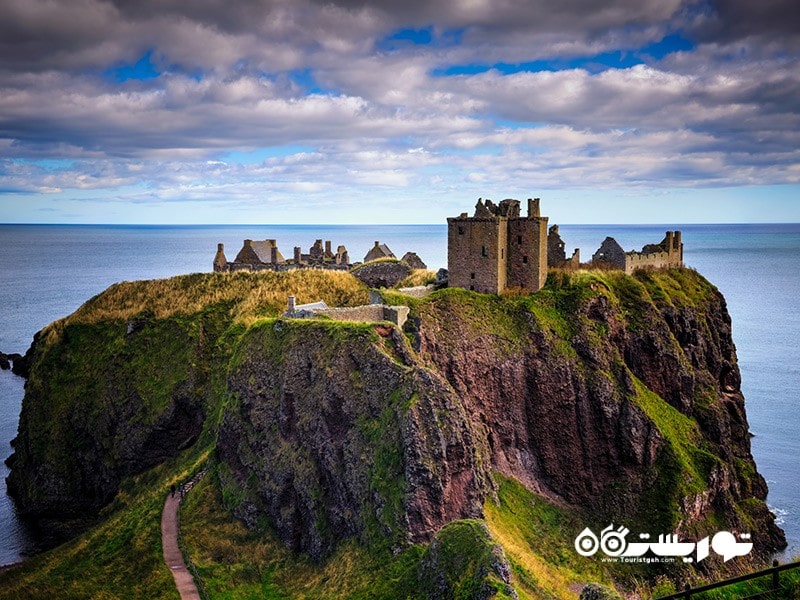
[574, 525, 753, 564]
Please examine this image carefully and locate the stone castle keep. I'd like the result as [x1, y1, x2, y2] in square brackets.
[448, 198, 549, 294]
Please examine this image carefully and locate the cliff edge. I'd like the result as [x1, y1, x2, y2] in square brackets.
[4, 267, 785, 594]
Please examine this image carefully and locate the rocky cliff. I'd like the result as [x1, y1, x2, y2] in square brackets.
[6, 268, 785, 574]
[409, 269, 785, 553]
[216, 320, 491, 560]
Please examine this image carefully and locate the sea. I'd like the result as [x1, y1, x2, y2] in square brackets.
[0, 223, 798, 566]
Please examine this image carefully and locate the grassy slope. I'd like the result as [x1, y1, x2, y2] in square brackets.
[0, 448, 209, 600]
[1, 268, 794, 599]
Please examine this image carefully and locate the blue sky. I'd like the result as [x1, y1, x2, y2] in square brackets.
[0, 0, 798, 224]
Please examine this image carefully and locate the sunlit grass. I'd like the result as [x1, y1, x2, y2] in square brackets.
[396, 269, 437, 288]
[0, 448, 211, 600]
[484, 475, 615, 599]
[62, 270, 370, 327]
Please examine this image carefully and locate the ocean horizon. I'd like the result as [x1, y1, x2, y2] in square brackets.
[1, 222, 798, 566]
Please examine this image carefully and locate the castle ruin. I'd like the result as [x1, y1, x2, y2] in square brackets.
[214, 237, 429, 274]
[592, 232, 683, 274]
[447, 198, 549, 294]
[547, 225, 581, 269]
[447, 197, 684, 294]
[283, 295, 410, 328]
[214, 238, 352, 273]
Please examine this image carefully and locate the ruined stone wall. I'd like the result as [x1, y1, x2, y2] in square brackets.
[591, 237, 627, 269]
[547, 225, 566, 267]
[624, 250, 679, 274]
[507, 216, 548, 292]
[623, 233, 683, 274]
[547, 226, 580, 271]
[316, 305, 385, 322]
[382, 305, 410, 327]
[227, 263, 350, 273]
[447, 217, 504, 293]
[314, 305, 409, 327]
[396, 285, 434, 298]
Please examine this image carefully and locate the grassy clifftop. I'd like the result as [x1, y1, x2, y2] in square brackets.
[0, 267, 789, 599]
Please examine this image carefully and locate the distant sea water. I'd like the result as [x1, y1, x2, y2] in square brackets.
[0, 223, 798, 566]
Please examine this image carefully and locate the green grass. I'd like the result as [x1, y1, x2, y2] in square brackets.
[396, 269, 437, 288]
[356, 393, 408, 551]
[484, 475, 618, 599]
[418, 519, 517, 599]
[181, 467, 425, 599]
[628, 377, 721, 534]
[0, 448, 210, 600]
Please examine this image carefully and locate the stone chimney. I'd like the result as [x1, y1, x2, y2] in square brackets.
[325, 240, 332, 256]
[528, 198, 540, 217]
[294, 246, 301, 264]
[213, 243, 228, 272]
[287, 295, 296, 313]
[270, 245, 278, 264]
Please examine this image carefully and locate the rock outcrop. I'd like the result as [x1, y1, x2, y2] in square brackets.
[351, 259, 412, 288]
[411, 269, 785, 555]
[6, 316, 211, 518]
[6, 267, 785, 570]
[217, 321, 490, 560]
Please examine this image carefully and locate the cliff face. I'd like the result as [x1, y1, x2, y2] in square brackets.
[6, 268, 785, 565]
[216, 321, 491, 560]
[6, 313, 217, 518]
[410, 270, 785, 554]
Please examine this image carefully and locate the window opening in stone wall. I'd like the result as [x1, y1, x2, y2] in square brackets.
[517, 235, 522, 244]
[470, 272, 475, 279]
[523, 256, 528, 263]
[481, 245, 487, 257]
[501, 249, 504, 259]
[458, 226, 464, 235]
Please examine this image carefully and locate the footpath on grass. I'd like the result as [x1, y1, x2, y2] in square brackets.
[161, 473, 206, 600]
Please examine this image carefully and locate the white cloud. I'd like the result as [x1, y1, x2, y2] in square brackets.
[0, 0, 799, 222]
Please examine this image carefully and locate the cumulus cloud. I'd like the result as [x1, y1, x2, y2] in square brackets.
[0, 0, 798, 220]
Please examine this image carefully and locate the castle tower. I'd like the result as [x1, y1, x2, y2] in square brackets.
[507, 199, 548, 292]
[447, 197, 548, 294]
[447, 199, 507, 293]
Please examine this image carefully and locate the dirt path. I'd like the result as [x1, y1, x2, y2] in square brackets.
[161, 491, 201, 600]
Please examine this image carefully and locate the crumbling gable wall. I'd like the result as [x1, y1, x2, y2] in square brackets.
[364, 241, 396, 263]
[547, 225, 580, 270]
[591, 237, 627, 269]
[401, 251, 427, 270]
[589, 231, 684, 272]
